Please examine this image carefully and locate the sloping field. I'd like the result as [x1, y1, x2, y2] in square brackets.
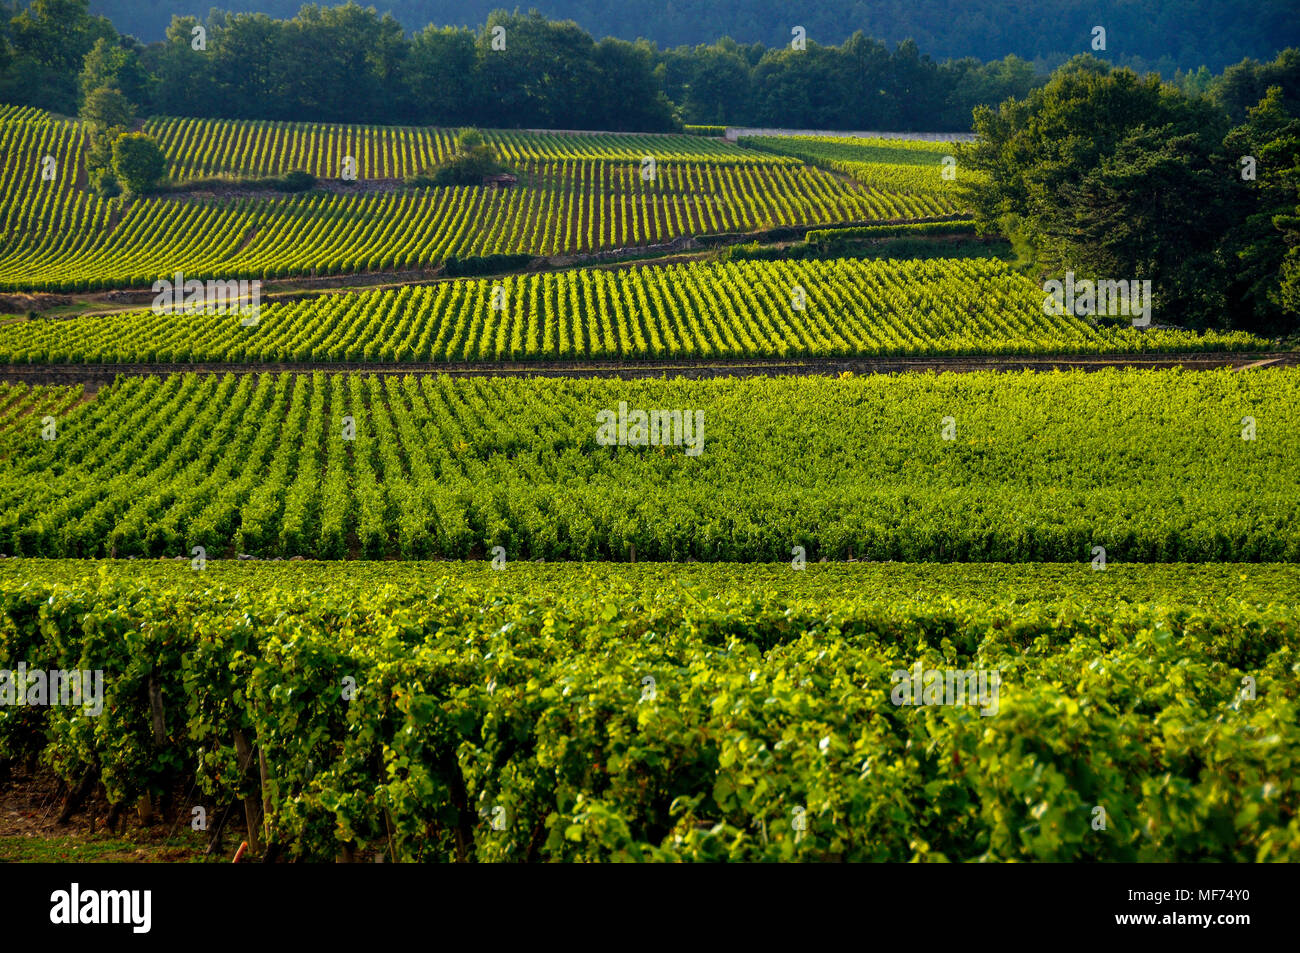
[2, 369, 1295, 560]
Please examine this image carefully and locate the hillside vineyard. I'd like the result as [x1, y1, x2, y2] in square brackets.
[3, 370, 1295, 560]
[0, 113, 962, 292]
[1, 9, 1298, 874]
[0, 259, 1263, 363]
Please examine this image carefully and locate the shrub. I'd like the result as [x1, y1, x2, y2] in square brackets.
[443, 253, 533, 276]
[112, 133, 167, 195]
[278, 170, 317, 193]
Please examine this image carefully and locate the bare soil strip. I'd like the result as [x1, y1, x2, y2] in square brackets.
[0, 771, 211, 863]
[1232, 357, 1285, 371]
[2, 352, 1293, 390]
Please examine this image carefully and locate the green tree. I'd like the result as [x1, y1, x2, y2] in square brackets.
[938, 55, 1040, 130]
[841, 33, 901, 128]
[80, 85, 132, 132]
[474, 11, 602, 128]
[209, 12, 294, 119]
[678, 45, 751, 125]
[2, 0, 113, 111]
[1219, 86, 1300, 332]
[751, 43, 854, 128]
[0, 14, 11, 76]
[143, 15, 213, 117]
[85, 124, 126, 194]
[1059, 126, 1238, 328]
[1278, 219, 1300, 318]
[80, 83, 133, 196]
[1210, 49, 1300, 123]
[111, 132, 166, 194]
[590, 37, 678, 131]
[8, 0, 112, 73]
[283, 3, 409, 123]
[407, 25, 479, 125]
[961, 58, 1234, 327]
[79, 35, 149, 106]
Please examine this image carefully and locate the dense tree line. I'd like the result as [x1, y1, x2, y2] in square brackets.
[90, 1, 1300, 76]
[0, 0, 117, 113]
[5, 3, 1298, 134]
[1, 2, 1043, 131]
[962, 52, 1300, 336]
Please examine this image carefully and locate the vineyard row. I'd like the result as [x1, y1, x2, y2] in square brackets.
[0, 258, 1264, 364]
[0, 369, 1295, 561]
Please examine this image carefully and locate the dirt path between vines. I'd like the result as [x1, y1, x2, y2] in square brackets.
[2, 352, 1293, 390]
[0, 772, 207, 863]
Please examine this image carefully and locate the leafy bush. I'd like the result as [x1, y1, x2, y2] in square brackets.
[90, 168, 120, 198]
[278, 169, 317, 193]
[443, 253, 534, 277]
[409, 127, 511, 187]
[111, 133, 167, 195]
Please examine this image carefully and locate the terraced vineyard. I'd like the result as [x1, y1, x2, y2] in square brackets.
[0, 104, 48, 121]
[741, 135, 972, 208]
[0, 112, 958, 292]
[0, 258, 1263, 363]
[1, 369, 1295, 561]
[0, 111, 105, 239]
[146, 117, 784, 180]
[0, 380, 83, 417]
[0, 382, 84, 456]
